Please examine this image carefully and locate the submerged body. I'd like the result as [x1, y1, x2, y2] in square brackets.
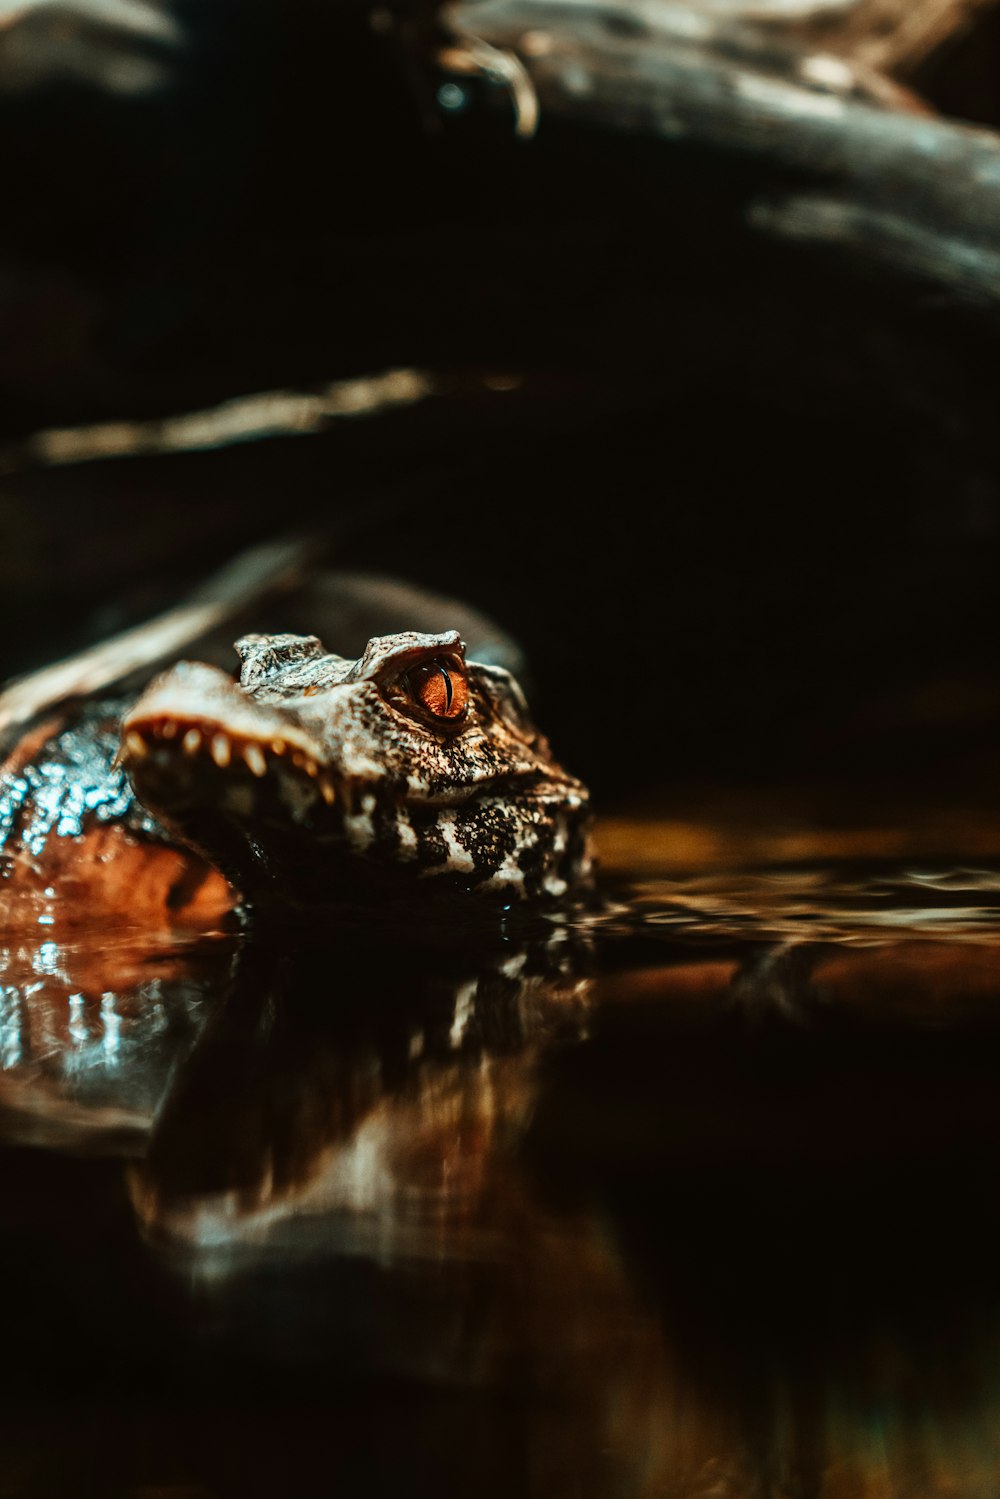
[0, 625, 591, 925]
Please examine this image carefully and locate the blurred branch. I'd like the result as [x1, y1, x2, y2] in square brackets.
[794, 0, 1000, 74]
[0, 0, 182, 96]
[0, 535, 318, 735]
[468, 0, 1000, 304]
[0, 369, 434, 475]
[607, 0, 1000, 74]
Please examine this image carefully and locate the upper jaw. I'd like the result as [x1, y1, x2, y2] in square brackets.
[120, 661, 339, 816]
[122, 662, 326, 762]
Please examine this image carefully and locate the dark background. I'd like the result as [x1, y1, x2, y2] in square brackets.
[4, 11, 1000, 1494]
[2, 0, 999, 805]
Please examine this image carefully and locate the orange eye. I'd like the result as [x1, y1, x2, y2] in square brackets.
[405, 658, 469, 720]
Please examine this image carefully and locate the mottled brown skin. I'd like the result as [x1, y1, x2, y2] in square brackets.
[121, 629, 592, 910]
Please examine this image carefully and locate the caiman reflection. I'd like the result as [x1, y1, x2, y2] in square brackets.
[1, 846, 1000, 1494]
[129, 924, 590, 1274]
[0, 927, 230, 1150]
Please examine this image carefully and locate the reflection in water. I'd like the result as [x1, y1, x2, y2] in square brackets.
[611, 863, 1000, 945]
[130, 928, 590, 1271]
[0, 928, 230, 1149]
[1, 841, 1000, 1494]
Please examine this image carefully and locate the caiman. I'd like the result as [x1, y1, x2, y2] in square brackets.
[0, 547, 592, 930]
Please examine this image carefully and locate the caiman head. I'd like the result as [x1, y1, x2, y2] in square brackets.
[120, 631, 591, 907]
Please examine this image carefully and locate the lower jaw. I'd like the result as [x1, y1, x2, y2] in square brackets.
[172, 827, 531, 926]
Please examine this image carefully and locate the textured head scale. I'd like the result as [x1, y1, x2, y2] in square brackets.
[121, 630, 591, 906]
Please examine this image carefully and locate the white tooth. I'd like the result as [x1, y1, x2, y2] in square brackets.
[305, 760, 319, 778]
[320, 778, 336, 805]
[161, 721, 178, 739]
[124, 731, 147, 759]
[211, 734, 231, 768]
[244, 743, 267, 778]
[271, 738, 286, 755]
[182, 729, 202, 756]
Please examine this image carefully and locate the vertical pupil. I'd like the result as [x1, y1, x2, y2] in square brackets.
[404, 658, 466, 718]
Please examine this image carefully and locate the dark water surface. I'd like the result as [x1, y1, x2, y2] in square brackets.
[3, 812, 1000, 1498]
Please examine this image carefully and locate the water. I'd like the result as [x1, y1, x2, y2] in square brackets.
[2, 812, 1000, 1498]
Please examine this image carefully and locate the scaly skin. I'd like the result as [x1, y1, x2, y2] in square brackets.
[0, 700, 233, 931]
[120, 629, 592, 909]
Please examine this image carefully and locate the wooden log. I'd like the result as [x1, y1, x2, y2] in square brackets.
[463, 0, 1000, 308]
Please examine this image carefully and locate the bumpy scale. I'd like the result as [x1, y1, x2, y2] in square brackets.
[1, 630, 592, 924]
[123, 629, 592, 907]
